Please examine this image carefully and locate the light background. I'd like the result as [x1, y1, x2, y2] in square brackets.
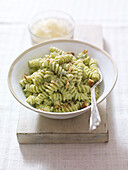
[0, 0, 128, 169]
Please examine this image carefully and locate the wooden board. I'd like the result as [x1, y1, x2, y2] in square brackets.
[17, 25, 108, 144]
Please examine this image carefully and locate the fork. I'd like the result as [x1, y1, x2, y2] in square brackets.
[89, 68, 103, 131]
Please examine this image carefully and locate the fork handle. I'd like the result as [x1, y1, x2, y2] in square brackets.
[89, 86, 101, 131]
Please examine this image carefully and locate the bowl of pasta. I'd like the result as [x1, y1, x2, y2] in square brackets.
[8, 39, 117, 119]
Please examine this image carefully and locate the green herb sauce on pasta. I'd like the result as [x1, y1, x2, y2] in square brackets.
[20, 47, 100, 112]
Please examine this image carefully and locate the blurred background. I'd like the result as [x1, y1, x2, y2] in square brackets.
[1, 0, 127, 58]
[1, 0, 127, 25]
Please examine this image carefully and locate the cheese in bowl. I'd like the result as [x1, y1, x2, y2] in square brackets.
[28, 11, 75, 44]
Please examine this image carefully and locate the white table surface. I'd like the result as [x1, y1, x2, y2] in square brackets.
[0, 0, 128, 169]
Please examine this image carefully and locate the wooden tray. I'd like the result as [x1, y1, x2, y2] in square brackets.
[17, 25, 108, 144]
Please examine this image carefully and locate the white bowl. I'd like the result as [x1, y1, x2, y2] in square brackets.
[28, 11, 75, 44]
[8, 39, 117, 119]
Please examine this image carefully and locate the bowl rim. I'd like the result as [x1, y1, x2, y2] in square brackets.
[8, 39, 118, 116]
[28, 10, 75, 40]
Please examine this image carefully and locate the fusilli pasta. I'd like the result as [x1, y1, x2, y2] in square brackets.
[20, 47, 100, 112]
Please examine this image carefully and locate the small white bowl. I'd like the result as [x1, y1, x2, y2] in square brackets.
[28, 11, 75, 44]
[8, 39, 117, 119]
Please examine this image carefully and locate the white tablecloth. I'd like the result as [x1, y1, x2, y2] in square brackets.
[0, 0, 128, 169]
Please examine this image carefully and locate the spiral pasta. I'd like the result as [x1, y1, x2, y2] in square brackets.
[26, 95, 36, 105]
[54, 54, 73, 64]
[89, 58, 100, 82]
[35, 93, 48, 104]
[42, 60, 66, 75]
[61, 63, 72, 71]
[50, 46, 65, 55]
[77, 84, 91, 93]
[54, 102, 78, 112]
[28, 58, 44, 69]
[20, 47, 100, 112]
